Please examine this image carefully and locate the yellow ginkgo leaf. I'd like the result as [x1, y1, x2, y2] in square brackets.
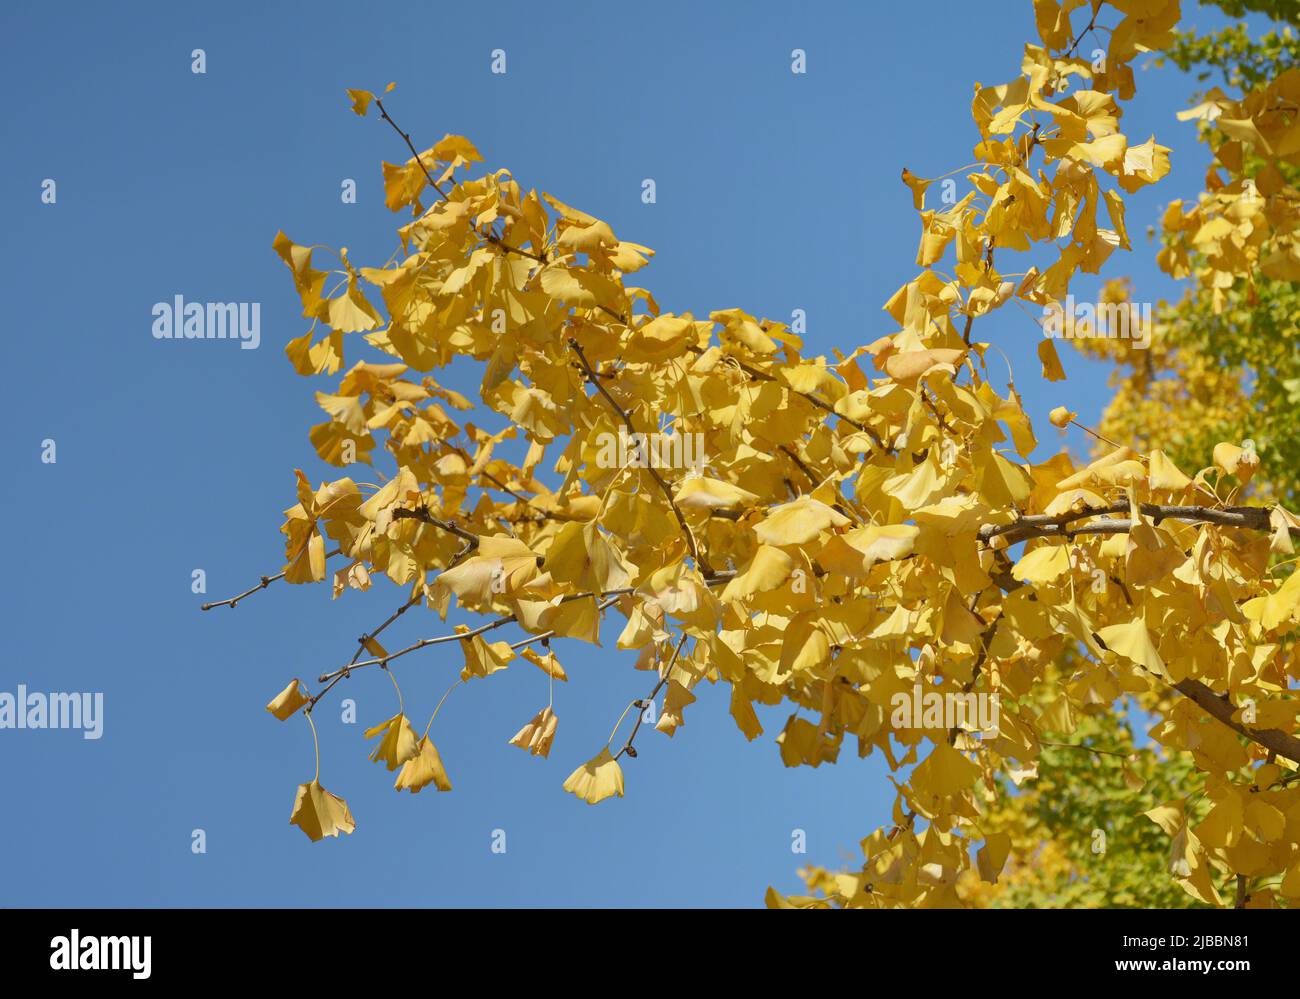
[655, 680, 696, 736]
[346, 88, 374, 117]
[562, 748, 624, 804]
[266, 679, 311, 720]
[1212, 442, 1259, 484]
[394, 737, 453, 793]
[1097, 618, 1169, 680]
[1037, 337, 1066, 382]
[289, 780, 356, 842]
[509, 707, 558, 757]
[883, 451, 948, 509]
[1148, 449, 1193, 491]
[459, 632, 515, 680]
[364, 713, 421, 770]
[326, 280, 383, 334]
[818, 524, 918, 577]
[1011, 544, 1071, 583]
[520, 646, 568, 681]
[625, 314, 696, 362]
[881, 348, 965, 383]
[543, 521, 634, 595]
[1242, 564, 1300, 631]
[976, 832, 1012, 884]
[438, 536, 541, 604]
[721, 545, 794, 600]
[675, 476, 760, 511]
[753, 497, 849, 546]
[911, 742, 981, 799]
[1056, 446, 1136, 489]
[901, 167, 931, 209]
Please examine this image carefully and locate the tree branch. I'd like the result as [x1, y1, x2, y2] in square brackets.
[614, 632, 689, 761]
[373, 97, 546, 264]
[688, 344, 890, 453]
[315, 573, 734, 685]
[980, 502, 1284, 546]
[200, 548, 343, 610]
[568, 336, 716, 577]
[1171, 677, 1300, 766]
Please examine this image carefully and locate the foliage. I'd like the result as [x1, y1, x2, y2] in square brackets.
[1018, 0, 1300, 908]
[1164, 4, 1300, 91]
[958, 662, 1206, 909]
[1088, 0, 1300, 503]
[208, 1, 1300, 909]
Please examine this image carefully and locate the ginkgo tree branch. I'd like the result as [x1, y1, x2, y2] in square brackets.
[1041, 741, 1134, 759]
[211, 0, 1300, 906]
[685, 343, 891, 453]
[614, 632, 689, 761]
[314, 573, 735, 686]
[446, 442, 536, 505]
[351, 591, 421, 659]
[980, 503, 1290, 546]
[315, 596, 600, 685]
[373, 97, 547, 264]
[204, 499, 1287, 616]
[568, 336, 716, 577]
[1170, 676, 1300, 766]
[391, 506, 481, 549]
[994, 560, 1300, 765]
[507, 595, 621, 650]
[309, 590, 425, 708]
[199, 547, 343, 610]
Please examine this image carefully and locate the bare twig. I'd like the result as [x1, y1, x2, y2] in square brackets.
[200, 548, 343, 610]
[314, 573, 734, 685]
[614, 632, 690, 761]
[1041, 741, 1133, 760]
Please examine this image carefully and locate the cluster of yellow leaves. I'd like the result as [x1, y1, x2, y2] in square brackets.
[266, 677, 451, 841]
[1161, 69, 1300, 298]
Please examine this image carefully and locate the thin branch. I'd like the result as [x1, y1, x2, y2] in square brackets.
[962, 241, 997, 346]
[688, 344, 890, 453]
[447, 442, 535, 505]
[568, 336, 716, 577]
[314, 573, 734, 685]
[921, 389, 954, 432]
[373, 97, 546, 264]
[1171, 677, 1300, 767]
[996, 563, 1300, 766]
[1063, 8, 1100, 60]
[614, 632, 690, 761]
[980, 503, 1285, 546]
[778, 443, 821, 488]
[1040, 741, 1133, 760]
[200, 548, 343, 610]
[310, 591, 424, 708]
[391, 506, 481, 549]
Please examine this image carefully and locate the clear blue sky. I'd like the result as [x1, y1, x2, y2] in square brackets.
[0, 0, 1251, 906]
